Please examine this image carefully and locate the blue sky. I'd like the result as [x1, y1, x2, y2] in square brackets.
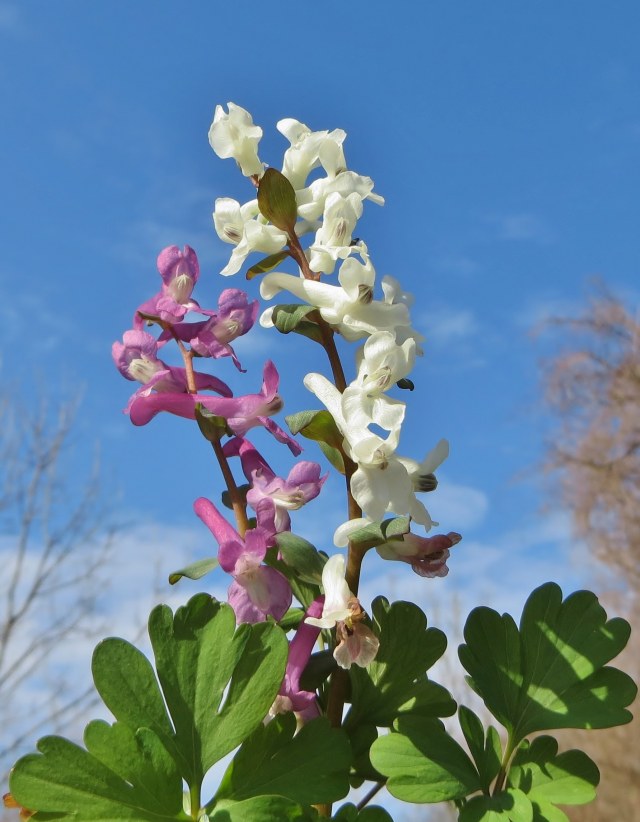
[1, 0, 639, 811]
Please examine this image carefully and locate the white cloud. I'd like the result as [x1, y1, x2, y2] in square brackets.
[486, 212, 552, 243]
[422, 307, 479, 347]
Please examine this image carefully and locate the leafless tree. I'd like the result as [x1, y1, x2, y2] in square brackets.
[0, 391, 115, 792]
[539, 287, 639, 820]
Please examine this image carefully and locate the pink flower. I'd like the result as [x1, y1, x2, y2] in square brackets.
[224, 437, 325, 533]
[376, 531, 461, 577]
[194, 497, 292, 624]
[135, 245, 209, 327]
[128, 361, 302, 456]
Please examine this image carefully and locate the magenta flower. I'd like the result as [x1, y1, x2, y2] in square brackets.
[224, 437, 326, 533]
[134, 245, 210, 327]
[194, 497, 292, 623]
[112, 329, 232, 413]
[270, 598, 324, 722]
[376, 531, 462, 577]
[128, 360, 301, 455]
[158, 289, 259, 371]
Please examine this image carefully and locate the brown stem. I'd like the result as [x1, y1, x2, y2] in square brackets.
[211, 437, 250, 537]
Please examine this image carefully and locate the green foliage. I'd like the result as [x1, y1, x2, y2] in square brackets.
[345, 597, 455, 731]
[458, 789, 534, 822]
[370, 717, 481, 803]
[507, 736, 599, 820]
[458, 706, 502, 793]
[9, 595, 294, 820]
[459, 582, 637, 744]
[332, 802, 394, 821]
[257, 167, 298, 232]
[214, 713, 351, 807]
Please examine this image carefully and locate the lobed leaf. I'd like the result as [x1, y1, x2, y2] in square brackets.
[459, 582, 636, 742]
[459, 789, 534, 822]
[370, 717, 480, 803]
[345, 597, 455, 730]
[214, 714, 351, 806]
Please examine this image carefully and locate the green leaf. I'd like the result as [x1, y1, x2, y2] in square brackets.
[10, 733, 183, 820]
[299, 649, 338, 691]
[265, 547, 322, 610]
[257, 167, 298, 231]
[507, 736, 599, 817]
[458, 706, 502, 792]
[11, 595, 289, 818]
[333, 802, 394, 821]
[195, 405, 229, 442]
[370, 717, 481, 803]
[279, 607, 306, 631]
[149, 594, 288, 781]
[211, 794, 318, 821]
[345, 597, 455, 730]
[215, 714, 351, 806]
[272, 303, 324, 344]
[459, 789, 534, 822]
[222, 483, 250, 511]
[247, 250, 290, 279]
[168, 556, 219, 585]
[347, 517, 411, 550]
[459, 582, 637, 743]
[275, 532, 326, 583]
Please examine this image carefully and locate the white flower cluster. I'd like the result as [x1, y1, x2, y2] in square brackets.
[209, 102, 447, 537]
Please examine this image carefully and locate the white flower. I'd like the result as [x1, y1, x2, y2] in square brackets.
[208, 102, 264, 177]
[278, 118, 347, 189]
[213, 197, 288, 276]
[398, 438, 449, 491]
[260, 253, 410, 341]
[341, 331, 415, 432]
[305, 554, 352, 629]
[307, 192, 364, 274]
[296, 170, 384, 222]
[305, 554, 379, 669]
[381, 275, 425, 353]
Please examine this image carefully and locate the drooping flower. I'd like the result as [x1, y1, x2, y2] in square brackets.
[341, 331, 415, 432]
[260, 251, 411, 342]
[134, 245, 207, 328]
[158, 289, 258, 370]
[278, 118, 347, 190]
[194, 497, 291, 623]
[213, 198, 288, 276]
[113, 329, 233, 414]
[270, 597, 324, 721]
[208, 102, 264, 177]
[305, 554, 379, 669]
[128, 360, 301, 455]
[376, 531, 461, 577]
[224, 437, 326, 533]
[307, 192, 364, 274]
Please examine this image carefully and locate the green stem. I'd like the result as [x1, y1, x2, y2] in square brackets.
[493, 734, 517, 795]
[189, 783, 201, 820]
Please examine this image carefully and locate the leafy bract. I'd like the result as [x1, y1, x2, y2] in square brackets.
[257, 167, 298, 231]
[246, 250, 290, 280]
[214, 713, 351, 807]
[507, 736, 599, 820]
[345, 597, 455, 730]
[459, 582, 636, 742]
[275, 531, 326, 584]
[285, 409, 346, 474]
[272, 303, 324, 344]
[346, 517, 411, 550]
[10, 595, 288, 819]
[168, 556, 219, 585]
[370, 717, 481, 803]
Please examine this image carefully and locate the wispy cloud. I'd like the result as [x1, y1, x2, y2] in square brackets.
[422, 306, 479, 347]
[486, 212, 552, 243]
